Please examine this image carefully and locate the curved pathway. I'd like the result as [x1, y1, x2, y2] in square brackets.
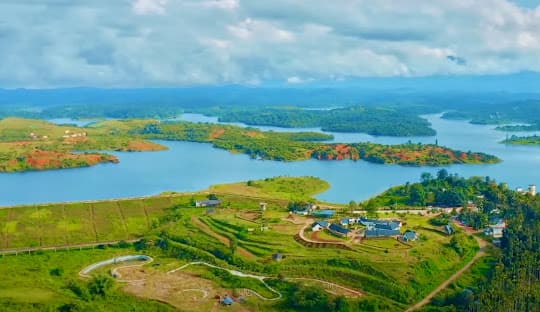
[406, 233, 488, 311]
[79, 254, 153, 279]
[168, 261, 282, 301]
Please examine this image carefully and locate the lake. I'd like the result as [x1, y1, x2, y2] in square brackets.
[1, 114, 539, 206]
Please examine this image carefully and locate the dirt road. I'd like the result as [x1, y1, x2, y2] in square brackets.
[406, 235, 488, 311]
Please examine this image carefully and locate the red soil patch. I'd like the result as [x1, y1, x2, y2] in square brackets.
[126, 140, 166, 151]
[209, 129, 226, 139]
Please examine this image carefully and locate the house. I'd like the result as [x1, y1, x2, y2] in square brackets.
[365, 228, 400, 238]
[222, 296, 234, 305]
[372, 221, 401, 231]
[485, 220, 506, 238]
[195, 199, 222, 207]
[293, 209, 309, 216]
[311, 209, 335, 218]
[445, 224, 454, 235]
[484, 227, 504, 238]
[328, 223, 351, 237]
[272, 253, 284, 261]
[340, 217, 358, 227]
[311, 221, 329, 231]
[402, 231, 418, 242]
[359, 217, 402, 230]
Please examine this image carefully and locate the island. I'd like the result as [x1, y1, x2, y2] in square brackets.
[0, 118, 500, 172]
[502, 134, 540, 145]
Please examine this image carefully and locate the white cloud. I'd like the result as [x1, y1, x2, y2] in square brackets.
[132, 0, 168, 15]
[0, 0, 539, 87]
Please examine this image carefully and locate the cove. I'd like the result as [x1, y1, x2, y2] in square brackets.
[1, 115, 540, 206]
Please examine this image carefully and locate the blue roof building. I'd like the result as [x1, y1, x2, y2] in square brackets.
[222, 296, 234, 305]
[312, 209, 335, 218]
[365, 228, 400, 238]
[329, 223, 351, 236]
[402, 231, 418, 241]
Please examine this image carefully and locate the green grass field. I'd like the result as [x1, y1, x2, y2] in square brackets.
[0, 177, 482, 311]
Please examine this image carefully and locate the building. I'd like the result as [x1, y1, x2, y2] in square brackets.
[222, 296, 234, 305]
[365, 228, 400, 238]
[359, 217, 402, 229]
[485, 220, 506, 238]
[402, 231, 418, 242]
[311, 221, 329, 231]
[311, 209, 335, 218]
[328, 223, 351, 237]
[272, 253, 284, 261]
[195, 199, 221, 207]
[445, 224, 454, 235]
[529, 184, 536, 196]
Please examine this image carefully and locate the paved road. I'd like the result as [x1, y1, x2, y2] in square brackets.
[406, 232, 488, 311]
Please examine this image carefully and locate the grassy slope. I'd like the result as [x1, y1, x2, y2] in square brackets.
[0, 177, 480, 311]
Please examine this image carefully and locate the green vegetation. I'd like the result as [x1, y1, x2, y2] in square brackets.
[442, 100, 540, 125]
[0, 118, 499, 172]
[200, 105, 437, 136]
[496, 123, 540, 132]
[0, 248, 173, 312]
[0, 176, 486, 311]
[502, 134, 540, 145]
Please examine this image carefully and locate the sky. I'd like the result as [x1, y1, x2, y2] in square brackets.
[0, 0, 539, 88]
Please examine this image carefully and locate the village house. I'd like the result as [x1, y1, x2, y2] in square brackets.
[195, 199, 222, 207]
[311, 209, 335, 218]
[328, 223, 352, 237]
[484, 219, 506, 238]
[402, 231, 419, 242]
[311, 221, 329, 232]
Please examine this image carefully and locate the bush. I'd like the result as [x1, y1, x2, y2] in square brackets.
[88, 275, 114, 298]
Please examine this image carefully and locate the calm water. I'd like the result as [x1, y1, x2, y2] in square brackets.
[1, 115, 539, 206]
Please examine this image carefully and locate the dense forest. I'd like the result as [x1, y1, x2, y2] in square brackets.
[201, 105, 437, 136]
[369, 171, 540, 311]
[442, 100, 540, 125]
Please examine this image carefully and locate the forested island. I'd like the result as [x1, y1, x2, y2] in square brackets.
[0, 118, 499, 172]
[502, 134, 540, 145]
[198, 105, 437, 136]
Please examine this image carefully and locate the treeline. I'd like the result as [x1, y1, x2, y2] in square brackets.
[502, 134, 540, 145]
[442, 100, 540, 125]
[369, 170, 512, 209]
[206, 106, 436, 136]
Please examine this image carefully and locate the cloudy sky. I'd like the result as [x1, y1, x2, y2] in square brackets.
[0, 0, 539, 87]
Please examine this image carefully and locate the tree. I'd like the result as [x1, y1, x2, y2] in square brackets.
[88, 275, 114, 298]
[348, 200, 358, 213]
[421, 172, 433, 184]
[408, 184, 426, 206]
[437, 169, 449, 180]
[365, 199, 377, 216]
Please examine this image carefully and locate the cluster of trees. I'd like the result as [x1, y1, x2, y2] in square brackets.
[503, 134, 540, 145]
[371, 170, 508, 208]
[442, 100, 540, 125]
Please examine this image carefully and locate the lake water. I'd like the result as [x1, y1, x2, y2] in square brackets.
[1, 114, 539, 206]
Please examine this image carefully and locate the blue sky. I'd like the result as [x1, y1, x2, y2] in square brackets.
[0, 0, 539, 87]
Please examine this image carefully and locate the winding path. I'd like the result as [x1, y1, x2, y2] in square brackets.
[168, 261, 282, 301]
[406, 234, 488, 311]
